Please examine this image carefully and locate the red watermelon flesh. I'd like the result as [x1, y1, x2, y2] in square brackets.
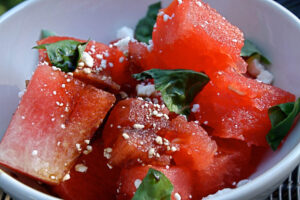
[193, 138, 252, 198]
[102, 98, 171, 167]
[129, 0, 247, 74]
[0, 64, 115, 184]
[37, 36, 133, 92]
[192, 70, 295, 146]
[116, 166, 193, 200]
[158, 116, 217, 171]
[53, 139, 121, 200]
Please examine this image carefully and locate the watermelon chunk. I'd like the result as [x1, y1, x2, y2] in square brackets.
[129, 0, 247, 74]
[53, 138, 121, 200]
[102, 98, 171, 167]
[192, 71, 295, 146]
[158, 116, 217, 171]
[116, 166, 193, 200]
[0, 64, 115, 184]
[37, 36, 134, 93]
[193, 138, 252, 198]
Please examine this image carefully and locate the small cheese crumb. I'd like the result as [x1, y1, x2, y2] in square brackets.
[148, 148, 155, 158]
[155, 136, 163, 145]
[191, 104, 200, 113]
[107, 163, 113, 169]
[136, 84, 156, 97]
[119, 57, 125, 63]
[84, 139, 90, 144]
[76, 143, 82, 151]
[61, 84, 66, 88]
[81, 52, 94, 67]
[83, 68, 92, 74]
[104, 147, 113, 159]
[134, 179, 142, 189]
[113, 37, 131, 55]
[174, 193, 181, 200]
[116, 26, 134, 39]
[196, 1, 202, 7]
[256, 70, 274, 84]
[63, 173, 71, 181]
[122, 133, 130, 140]
[171, 146, 177, 152]
[61, 124, 66, 129]
[75, 164, 88, 173]
[178, 0, 183, 4]
[53, 91, 57, 95]
[133, 124, 145, 129]
[32, 150, 38, 156]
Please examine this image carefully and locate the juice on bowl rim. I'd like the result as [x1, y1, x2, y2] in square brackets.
[0, 0, 299, 199]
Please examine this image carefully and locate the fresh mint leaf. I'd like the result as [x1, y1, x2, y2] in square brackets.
[132, 168, 173, 200]
[34, 40, 88, 72]
[241, 39, 271, 65]
[41, 29, 56, 39]
[134, 2, 161, 44]
[266, 98, 300, 150]
[133, 69, 210, 116]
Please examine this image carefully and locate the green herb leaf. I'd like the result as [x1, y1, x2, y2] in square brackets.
[241, 39, 271, 65]
[134, 2, 161, 44]
[132, 168, 173, 200]
[41, 29, 56, 39]
[266, 98, 300, 150]
[133, 69, 210, 116]
[34, 40, 88, 72]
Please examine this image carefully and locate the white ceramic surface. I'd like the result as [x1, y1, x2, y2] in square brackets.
[0, 0, 299, 199]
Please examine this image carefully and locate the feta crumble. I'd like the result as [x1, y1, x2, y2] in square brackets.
[81, 52, 94, 68]
[75, 164, 88, 173]
[134, 179, 142, 189]
[116, 26, 134, 39]
[113, 37, 131, 55]
[136, 84, 156, 97]
[191, 104, 200, 113]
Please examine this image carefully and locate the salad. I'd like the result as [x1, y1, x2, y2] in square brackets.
[0, 0, 299, 199]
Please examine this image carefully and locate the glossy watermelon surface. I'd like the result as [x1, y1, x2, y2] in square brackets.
[0, 64, 115, 184]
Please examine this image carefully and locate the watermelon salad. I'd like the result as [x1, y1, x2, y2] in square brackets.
[0, 0, 299, 199]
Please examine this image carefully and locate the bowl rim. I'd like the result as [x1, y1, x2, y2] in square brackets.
[0, 0, 299, 199]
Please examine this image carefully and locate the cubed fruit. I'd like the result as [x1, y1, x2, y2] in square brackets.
[192, 71, 295, 146]
[102, 98, 171, 167]
[53, 139, 121, 200]
[0, 64, 115, 184]
[37, 36, 134, 92]
[116, 166, 193, 200]
[193, 138, 252, 198]
[158, 116, 217, 171]
[129, 0, 247, 74]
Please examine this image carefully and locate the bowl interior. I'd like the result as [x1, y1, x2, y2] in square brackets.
[0, 0, 299, 199]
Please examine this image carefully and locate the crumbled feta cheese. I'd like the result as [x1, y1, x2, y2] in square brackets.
[136, 84, 156, 97]
[134, 179, 142, 189]
[96, 54, 103, 60]
[104, 147, 113, 159]
[107, 163, 113, 169]
[196, 1, 202, 7]
[174, 193, 181, 200]
[61, 124, 66, 129]
[53, 91, 57, 95]
[113, 37, 131, 55]
[83, 68, 92, 74]
[75, 143, 81, 151]
[163, 13, 175, 22]
[84, 139, 90, 144]
[18, 88, 27, 98]
[119, 57, 125, 63]
[63, 173, 71, 181]
[122, 133, 130, 140]
[75, 164, 88, 173]
[81, 52, 94, 67]
[133, 124, 145, 129]
[248, 58, 265, 77]
[148, 148, 155, 158]
[257, 70, 274, 84]
[191, 104, 200, 113]
[32, 150, 38, 156]
[116, 26, 134, 39]
[78, 62, 85, 68]
[178, 0, 183, 4]
[155, 136, 163, 145]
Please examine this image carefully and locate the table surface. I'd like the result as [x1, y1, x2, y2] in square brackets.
[0, 0, 299, 200]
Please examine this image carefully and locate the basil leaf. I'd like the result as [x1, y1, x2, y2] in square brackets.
[266, 98, 300, 150]
[34, 40, 88, 72]
[241, 39, 271, 65]
[133, 69, 210, 116]
[41, 29, 56, 39]
[132, 168, 173, 200]
[134, 2, 161, 44]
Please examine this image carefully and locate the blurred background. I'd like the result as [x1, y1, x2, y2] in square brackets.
[0, 0, 299, 18]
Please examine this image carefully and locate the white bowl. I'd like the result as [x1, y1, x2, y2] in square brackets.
[0, 0, 299, 199]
